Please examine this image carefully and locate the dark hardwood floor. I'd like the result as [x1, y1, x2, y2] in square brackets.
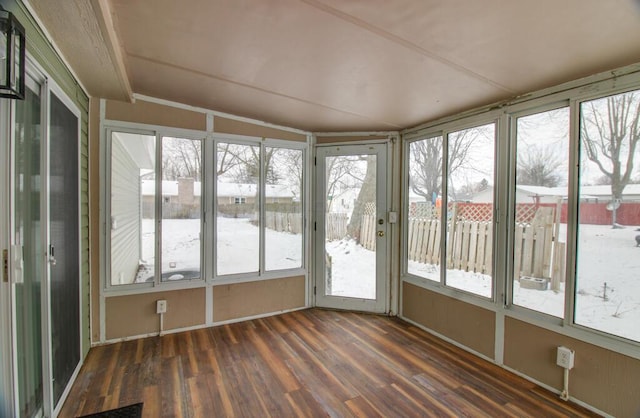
[61, 309, 599, 417]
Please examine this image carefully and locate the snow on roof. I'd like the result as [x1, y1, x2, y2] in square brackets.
[142, 180, 294, 198]
[216, 182, 295, 198]
[580, 184, 640, 196]
[516, 185, 566, 197]
[142, 180, 202, 197]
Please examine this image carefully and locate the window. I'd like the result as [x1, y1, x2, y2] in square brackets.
[264, 146, 303, 271]
[407, 135, 443, 282]
[216, 142, 260, 275]
[444, 123, 495, 298]
[215, 141, 305, 276]
[406, 122, 495, 299]
[109, 131, 157, 285]
[512, 107, 569, 317]
[160, 136, 202, 282]
[109, 132, 203, 286]
[107, 130, 306, 288]
[576, 89, 640, 343]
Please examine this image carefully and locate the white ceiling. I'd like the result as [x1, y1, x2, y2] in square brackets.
[29, 0, 640, 131]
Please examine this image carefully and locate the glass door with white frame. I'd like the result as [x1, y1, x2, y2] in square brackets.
[315, 144, 388, 313]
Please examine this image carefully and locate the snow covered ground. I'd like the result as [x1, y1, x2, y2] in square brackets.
[142, 217, 302, 277]
[141, 218, 639, 342]
[409, 223, 640, 342]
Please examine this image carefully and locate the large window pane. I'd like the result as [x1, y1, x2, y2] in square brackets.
[216, 142, 260, 275]
[512, 107, 569, 317]
[110, 132, 156, 285]
[161, 137, 202, 281]
[576, 90, 640, 342]
[407, 136, 443, 282]
[265, 147, 303, 271]
[444, 123, 495, 298]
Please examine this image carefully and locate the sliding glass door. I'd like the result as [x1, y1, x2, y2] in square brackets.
[4, 73, 81, 417]
[13, 76, 45, 418]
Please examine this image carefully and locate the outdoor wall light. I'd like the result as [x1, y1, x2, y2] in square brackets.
[0, 6, 25, 100]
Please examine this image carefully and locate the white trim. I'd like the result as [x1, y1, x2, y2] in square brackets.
[402, 63, 640, 138]
[314, 131, 399, 137]
[0, 90, 15, 418]
[132, 93, 311, 136]
[501, 365, 613, 418]
[400, 315, 495, 363]
[212, 306, 307, 327]
[402, 275, 640, 360]
[314, 143, 389, 313]
[103, 119, 206, 140]
[95, 306, 308, 345]
[212, 270, 307, 287]
[51, 359, 83, 418]
[205, 285, 213, 326]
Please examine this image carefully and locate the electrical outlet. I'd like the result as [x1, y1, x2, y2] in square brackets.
[156, 299, 167, 314]
[557, 346, 575, 369]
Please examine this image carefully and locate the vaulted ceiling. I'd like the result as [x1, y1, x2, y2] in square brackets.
[29, 0, 640, 131]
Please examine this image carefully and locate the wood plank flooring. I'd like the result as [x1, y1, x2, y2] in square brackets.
[60, 309, 599, 417]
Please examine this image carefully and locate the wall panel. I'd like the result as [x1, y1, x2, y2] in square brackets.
[105, 288, 206, 340]
[402, 282, 495, 359]
[213, 276, 305, 322]
[214, 116, 306, 141]
[105, 99, 206, 131]
[504, 317, 640, 418]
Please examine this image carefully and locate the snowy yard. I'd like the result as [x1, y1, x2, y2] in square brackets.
[142, 218, 639, 342]
[409, 223, 640, 342]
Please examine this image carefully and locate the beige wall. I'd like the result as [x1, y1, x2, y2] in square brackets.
[402, 282, 640, 417]
[105, 99, 207, 131]
[402, 282, 495, 358]
[213, 276, 306, 322]
[91, 98, 309, 343]
[105, 288, 206, 340]
[504, 317, 640, 418]
[214, 116, 306, 141]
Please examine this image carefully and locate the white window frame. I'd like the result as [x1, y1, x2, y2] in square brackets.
[212, 134, 307, 284]
[401, 69, 640, 359]
[101, 124, 308, 293]
[403, 112, 501, 308]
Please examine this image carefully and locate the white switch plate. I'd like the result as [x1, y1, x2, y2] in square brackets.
[388, 211, 397, 224]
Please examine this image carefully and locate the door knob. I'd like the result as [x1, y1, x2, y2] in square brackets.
[377, 231, 384, 237]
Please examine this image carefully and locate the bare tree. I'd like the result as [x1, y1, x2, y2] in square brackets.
[325, 155, 363, 213]
[346, 155, 376, 240]
[516, 145, 563, 187]
[163, 138, 202, 181]
[409, 128, 488, 202]
[581, 91, 640, 225]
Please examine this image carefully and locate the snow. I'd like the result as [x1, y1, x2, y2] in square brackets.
[325, 239, 376, 299]
[409, 223, 640, 342]
[141, 217, 302, 277]
[140, 218, 639, 342]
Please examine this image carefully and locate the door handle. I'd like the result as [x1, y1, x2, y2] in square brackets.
[49, 245, 56, 266]
[377, 231, 384, 237]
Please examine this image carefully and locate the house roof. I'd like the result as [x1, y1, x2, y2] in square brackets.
[142, 180, 295, 198]
[27, 1, 640, 132]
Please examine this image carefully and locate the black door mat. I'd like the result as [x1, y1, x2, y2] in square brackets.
[77, 403, 143, 418]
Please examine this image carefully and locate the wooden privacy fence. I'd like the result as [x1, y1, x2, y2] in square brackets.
[325, 213, 348, 240]
[265, 211, 303, 234]
[399, 203, 565, 286]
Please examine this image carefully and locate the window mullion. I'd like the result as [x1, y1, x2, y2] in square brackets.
[155, 133, 162, 286]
